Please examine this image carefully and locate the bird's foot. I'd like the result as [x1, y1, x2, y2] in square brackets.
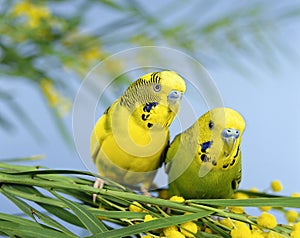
[210, 215, 222, 221]
[93, 177, 105, 203]
[141, 186, 152, 197]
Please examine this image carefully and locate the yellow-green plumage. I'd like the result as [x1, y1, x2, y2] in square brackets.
[91, 71, 186, 191]
[166, 108, 245, 199]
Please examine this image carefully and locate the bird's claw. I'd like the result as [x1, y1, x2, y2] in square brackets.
[93, 177, 105, 203]
[141, 186, 152, 197]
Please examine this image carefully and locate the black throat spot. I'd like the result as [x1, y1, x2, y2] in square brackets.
[200, 140, 213, 153]
[143, 102, 158, 113]
[233, 145, 240, 158]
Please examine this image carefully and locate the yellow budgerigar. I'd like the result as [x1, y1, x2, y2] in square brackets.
[165, 107, 245, 199]
[91, 71, 186, 198]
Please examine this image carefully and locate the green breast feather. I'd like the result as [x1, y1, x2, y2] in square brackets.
[166, 107, 245, 199]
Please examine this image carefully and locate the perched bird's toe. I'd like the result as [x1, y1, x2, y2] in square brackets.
[93, 177, 105, 203]
[141, 186, 152, 197]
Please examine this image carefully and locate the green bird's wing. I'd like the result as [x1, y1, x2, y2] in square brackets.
[164, 133, 181, 174]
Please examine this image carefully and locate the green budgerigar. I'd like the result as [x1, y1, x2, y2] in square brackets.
[165, 107, 246, 199]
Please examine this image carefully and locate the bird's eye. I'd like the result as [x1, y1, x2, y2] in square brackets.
[208, 120, 214, 130]
[153, 84, 161, 92]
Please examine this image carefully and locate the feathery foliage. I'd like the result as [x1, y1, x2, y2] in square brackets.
[1, 157, 299, 237]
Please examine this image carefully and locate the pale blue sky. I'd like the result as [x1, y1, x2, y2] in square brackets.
[1, 0, 300, 226]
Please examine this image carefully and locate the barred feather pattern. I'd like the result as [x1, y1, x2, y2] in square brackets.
[120, 72, 161, 110]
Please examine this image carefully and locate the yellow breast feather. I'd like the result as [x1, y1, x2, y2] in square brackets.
[91, 71, 186, 195]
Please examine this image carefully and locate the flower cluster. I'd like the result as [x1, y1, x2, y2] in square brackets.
[40, 79, 71, 117]
[2, 1, 109, 133]
[11, 1, 51, 28]
[1, 159, 299, 238]
[291, 222, 300, 238]
[271, 180, 283, 193]
[125, 180, 300, 238]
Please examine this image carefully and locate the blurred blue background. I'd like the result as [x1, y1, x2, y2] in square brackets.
[1, 0, 300, 222]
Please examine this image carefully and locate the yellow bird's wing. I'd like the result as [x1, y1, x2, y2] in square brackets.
[90, 106, 112, 163]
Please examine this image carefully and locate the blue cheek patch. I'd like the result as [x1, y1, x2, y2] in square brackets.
[143, 102, 158, 112]
[200, 141, 213, 153]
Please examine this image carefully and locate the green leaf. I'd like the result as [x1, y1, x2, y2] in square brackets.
[1, 168, 95, 176]
[2, 189, 77, 237]
[1, 185, 66, 208]
[237, 189, 281, 198]
[0, 155, 44, 163]
[89, 209, 145, 220]
[0, 220, 74, 238]
[197, 231, 223, 238]
[89, 211, 212, 238]
[202, 217, 231, 238]
[39, 204, 86, 228]
[98, 0, 127, 11]
[188, 197, 300, 208]
[0, 161, 47, 172]
[53, 191, 108, 234]
[0, 212, 39, 226]
[1, 184, 85, 228]
[97, 190, 207, 213]
[0, 212, 76, 237]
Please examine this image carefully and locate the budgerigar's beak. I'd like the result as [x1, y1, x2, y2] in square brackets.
[168, 90, 183, 103]
[222, 128, 240, 157]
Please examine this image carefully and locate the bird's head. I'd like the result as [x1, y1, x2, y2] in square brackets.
[159, 70, 186, 103]
[197, 107, 246, 163]
[154, 71, 186, 115]
[122, 71, 186, 128]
